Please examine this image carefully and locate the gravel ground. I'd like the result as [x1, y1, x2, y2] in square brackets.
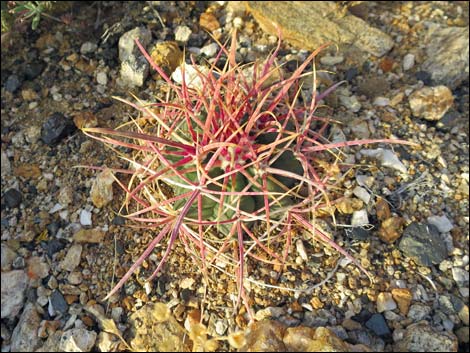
[1, 1, 468, 352]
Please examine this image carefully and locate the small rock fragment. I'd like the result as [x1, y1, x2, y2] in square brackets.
[60, 244, 83, 272]
[409, 86, 454, 121]
[376, 292, 397, 313]
[391, 288, 412, 315]
[399, 223, 448, 266]
[175, 25, 192, 43]
[1, 270, 28, 319]
[59, 328, 97, 352]
[90, 169, 115, 208]
[378, 216, 405, 244]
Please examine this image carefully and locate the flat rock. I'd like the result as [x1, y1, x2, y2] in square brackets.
[394, 322, 458, 352]
[73, 228, 105, 243]
[1, 270, 28, 319]
[427, 214, 454, 233]
[399, 222, 448, 266]
[246, 1, 394, 57]
[50, 290, 69, 315]
[60, 244, 83, 272]
[376, 292, 397, 313]
[391, 288, 412, 315]
[128, 302, 190, 352]
[59, 328, 97, 352]
[421, 24, 469, 89]
[11, 302, 41, 352]
[1, 243, 17, 271]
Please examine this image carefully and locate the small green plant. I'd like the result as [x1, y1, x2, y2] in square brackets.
[82, 30, 415, 319]
[1, 1, 61, 32]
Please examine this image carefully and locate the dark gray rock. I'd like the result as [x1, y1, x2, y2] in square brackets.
[24, 61, 46, 80]
[41, 113, 76, 145]
[5, 74, 22, 93]
[399, 222, 448, 266]
[3, 188, 22, 208]
[50, 290, 68, 315]
[365, 313, 391, 337]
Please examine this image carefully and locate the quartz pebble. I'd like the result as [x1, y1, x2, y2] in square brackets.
[377, 292, 397, 313]
[80, 209, 92, 226]
[403, 53, 415, 71]
[175, 25, 192, 43]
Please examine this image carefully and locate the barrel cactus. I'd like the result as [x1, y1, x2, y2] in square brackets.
[82, 30, 414, 318]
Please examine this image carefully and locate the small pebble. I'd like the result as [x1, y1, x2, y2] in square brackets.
[80, 209, 92, 226]
[80, 42, 98, 54]
[3, 188, 22, 208]
[403, 53, 415, 71]
[175, 25, 192, 43]
[96, 71, 107, 85]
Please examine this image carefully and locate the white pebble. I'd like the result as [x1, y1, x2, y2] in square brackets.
[373, 97, 390, 106]
[80, 209, 92, 226]
[96, 71, 107, 86]
[403, 53, 415, 71]
[175, 25, 192, 43]
[233, 17, 244, 29]
[80, 42, 98, 54]
[360, 148, 407, 174]
[351, 209, 369, 227]
[353, 186, 371, 204]
[200, 43, 218, 58]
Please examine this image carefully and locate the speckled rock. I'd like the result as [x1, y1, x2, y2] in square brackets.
[128, 302, 190, 352]
[10, 302, 41, 352]
[409, 86, 454, 121]
[73, 228, 105, 243]
[59, 328, 97, 352]
[120, 55, 149, 87]
[150, 41, 183, 76]
[283, 326, 351, 352]
[90, 169, 115, 208]
[394, 322, 458, 352]
[1, 270, 28, 319]
[246, 1, 393, 57]
[421, 25, 469, 89]
[241, 320, 286, 352]
[399, 223, 448, 266]
[60, 244, 83, 272]
[41, 113, 76, 145]
[118, 27, 152, 63]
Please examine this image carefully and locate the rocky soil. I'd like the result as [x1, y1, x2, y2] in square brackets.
[1, 1, 469, 352]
